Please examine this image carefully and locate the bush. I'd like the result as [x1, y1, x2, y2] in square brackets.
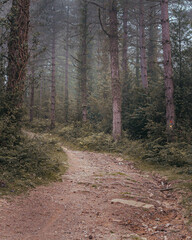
[143, 141, 192, 170]
[77, 132, 114, 151]
[0, 136, 66, 195]
[58, 121, 97, 142]
[24, 118, 50, 133]
[124, 108, 148, 139]
[58, 121, 192, 174]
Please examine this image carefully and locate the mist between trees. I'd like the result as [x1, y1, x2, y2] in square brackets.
[0, 0, 192, 167]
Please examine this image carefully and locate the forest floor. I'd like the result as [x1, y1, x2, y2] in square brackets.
[0, 142, 192, 240]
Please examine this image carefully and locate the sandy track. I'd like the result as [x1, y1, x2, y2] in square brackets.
[0, 147, 191, 240]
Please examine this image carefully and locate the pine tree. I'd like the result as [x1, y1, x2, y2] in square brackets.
[7, 0, 30, 103]
[139, 0, 148, 89]
[109, 0, 122, 140]
[160, 0, 175, 141]
[0, 0, 30, 146]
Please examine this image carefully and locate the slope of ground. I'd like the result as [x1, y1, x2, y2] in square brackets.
[0, 146, 191, 240]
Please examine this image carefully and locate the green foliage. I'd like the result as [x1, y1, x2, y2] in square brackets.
[0, 101, 23, 147]
[56, 120, 192, 176]
[143, 141, 192, 170]
[77, 132, 114, 151]
[170, 1, 192, 132]
[122, 87, 148, 139]
[57, 121, 145, 157]
[144, 82, 167, 144]
[122, 82, 166, 142]
[88, 93, 112, 133]
[124, 107, 147, 139]
[58, 121, 96, 141]
[24, 118, 50, 133]
[0, 136, 67, 196]
[58, 123, 80, 140]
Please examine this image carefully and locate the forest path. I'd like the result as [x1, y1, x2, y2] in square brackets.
[0, 146, 191, 240]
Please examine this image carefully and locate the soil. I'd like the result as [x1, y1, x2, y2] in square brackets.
[0, 146, 191, 240]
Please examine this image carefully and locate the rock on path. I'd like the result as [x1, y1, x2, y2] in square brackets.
[0, 147, 191, 240]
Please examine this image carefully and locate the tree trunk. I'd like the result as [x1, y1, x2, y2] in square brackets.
[64, 6, 69, 123]
[80, 0, 88, 122]
[122, 1, 129, 84]
[161, 0, 175, 141]
[139, 0, 148, 89]
[50, 27, 56, 129]
[7, 0, 30, 104]
[2, 0, 30, 146]
[178, 12, 182, 88]
[39, 77, 42, 118]
[136, 24, 140, 87]
[109, 0, 122, 141]
[30, 66, 35, 122]
[148, 5, 159, 82]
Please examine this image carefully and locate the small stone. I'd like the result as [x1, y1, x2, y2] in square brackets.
[118, 162, 122, 165]
[111, 199, 154, 209]
[127, 234, 147, 240]
[89, 235, 93, 239]
[156, 225, 166, 231]
[112, 219, 121, 223]
[142, 223, 148, 228]
[165, 223, 171, 228]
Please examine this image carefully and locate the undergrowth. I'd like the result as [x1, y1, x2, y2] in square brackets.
[56, 122, 192, 170]
[0, 134, 67, 196]
[27, 120, 192, 174]
[24, 118, 50, 133]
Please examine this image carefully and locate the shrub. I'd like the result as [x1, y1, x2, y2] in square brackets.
[143, 141, 192, 170]
[0, 136, 66, 195]
[24, 118, 50, 133]
[58, 121, 97, 142]
[77, 132, 114, 151]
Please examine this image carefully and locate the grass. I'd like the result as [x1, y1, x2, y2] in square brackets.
[126, 177, 137, 183]
[110, 172, 128, 176]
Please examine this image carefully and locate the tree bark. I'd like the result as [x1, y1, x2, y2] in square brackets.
[148, 5, 159, 82]
[136, 24, 140, 87]
[122, 1, 129, 84]
[30, 66, 35, 122]
[80, 0, 88, 122]
[39, 77, 42, 118]
[109, 0, 122, 141]
[139, 0, 148, 89]
[160, 0, 175, 141]
[50, 26, 56, 129]
[7, 0, 30, 104]
[64, 5, 69, 123]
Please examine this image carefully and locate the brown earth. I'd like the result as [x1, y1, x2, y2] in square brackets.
[0, 146, 191, 240]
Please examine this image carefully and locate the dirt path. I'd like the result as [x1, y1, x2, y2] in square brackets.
[0, 147, 191, 240]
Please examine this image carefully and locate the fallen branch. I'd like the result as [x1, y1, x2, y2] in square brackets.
[160, 188, 174, 192]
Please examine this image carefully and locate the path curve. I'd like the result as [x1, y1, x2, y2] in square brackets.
[0, 147, 191, 240]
